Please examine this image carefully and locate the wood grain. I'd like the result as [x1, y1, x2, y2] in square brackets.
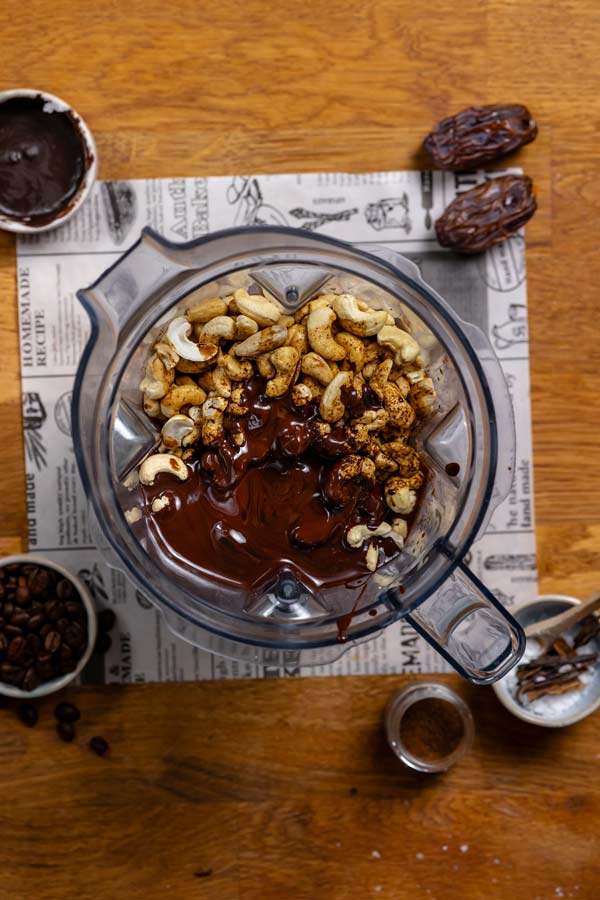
[1, 0, 600, 898]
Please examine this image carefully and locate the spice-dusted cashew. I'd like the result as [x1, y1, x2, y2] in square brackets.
[140, 355, 174, 400]
[301, 351, 334, 386]
[336, 332, 366, 371]
[234, 315, 259, 340]
[143, 395, 162, 419]
[301, 375, 324, 400]
[232, 325, 288, 358]
[410, 376, 437, 415]
[381, 441, 421, 477]
[139, 453, 189, 486]
[160, 384, 207, 418]
[346, 521, 393, 548]
[256, 352, 276, 378]
[377, 324, 421, 364]
[265, 347, 300, 398]
[151, 496, 170, 514]
[202, 416, 224, 446]
[175, 357, 214, 374]
[291, 383, 313, 407]
[285, 323, 309, 356]
[320, 372, 350, 423]
[167, 317, 219, 363]
[383, 383, 416, 429]
[385, 476, 419, 514]
[278, 314, 295, 328]
[186, 297, 228, 323]
[212, 364, 232, 398]
[233, 289, 281, 327]
[228, 385, 249, 416]
[200, 316, 236, 342]
[332, 294, 388, 337]
[222, 354, 254, 382]
[354, 408, 389, 432]
[306, 307, 346, 361]
[154, 340, 179, 371]
[202, 396, 228, 419]
[369, 358, 394, 399]
[294, 295, 335, 323]
[161, 414, 195, 449]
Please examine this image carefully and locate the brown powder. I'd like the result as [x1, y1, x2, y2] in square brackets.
[400, 697, 465, 762]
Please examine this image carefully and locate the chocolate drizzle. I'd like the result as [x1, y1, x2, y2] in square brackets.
[0, 96, 87, 224]
[139, 378, 399, 596]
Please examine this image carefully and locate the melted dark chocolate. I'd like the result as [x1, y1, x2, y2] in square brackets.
[140, 378, 399, 594]
[0, 96, 87, 224]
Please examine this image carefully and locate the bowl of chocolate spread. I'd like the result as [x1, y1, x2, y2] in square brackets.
[0, 89, 97, 233]
[72, 227, 525, 683]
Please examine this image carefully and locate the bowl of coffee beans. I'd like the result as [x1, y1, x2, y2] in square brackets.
[0, 555, 97, 697]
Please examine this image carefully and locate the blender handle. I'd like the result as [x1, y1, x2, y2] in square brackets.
[405, 561, 525, 684]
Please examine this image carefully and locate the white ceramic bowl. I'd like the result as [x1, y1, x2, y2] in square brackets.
[0, 89, 97, 234]
[0, 554, 97, 698]
[493, 595, 600, 728]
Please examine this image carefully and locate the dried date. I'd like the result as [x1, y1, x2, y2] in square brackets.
[424, 104, 537, 171]
[435, 175, 536, 254]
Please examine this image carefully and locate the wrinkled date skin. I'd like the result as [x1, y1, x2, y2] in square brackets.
[424, 104, 537, 171]
[435, 175, 537, 254]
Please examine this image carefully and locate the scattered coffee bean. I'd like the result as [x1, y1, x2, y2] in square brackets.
[16, 702, 38, 727]
[97, 609, 116, 633]
[193, 869, 213, 878]
[89, 735, 109, 756]
[54, 702, 81, 723]
[94, 633, 112, 655]
[44, 630, 62, 653]
[56, 721, 75, 742]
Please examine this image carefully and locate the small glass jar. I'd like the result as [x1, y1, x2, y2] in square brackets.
[385, 682, 474, 773]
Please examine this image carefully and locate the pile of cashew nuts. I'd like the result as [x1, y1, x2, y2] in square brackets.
[132, 288, 437, 572]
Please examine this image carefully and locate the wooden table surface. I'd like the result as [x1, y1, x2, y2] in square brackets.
[1, 1, 600, 898]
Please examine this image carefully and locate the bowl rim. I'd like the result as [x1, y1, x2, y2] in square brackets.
[0, 88, 98, 234]
[0, 553, 98, 698]
[492, 594, 600, 728]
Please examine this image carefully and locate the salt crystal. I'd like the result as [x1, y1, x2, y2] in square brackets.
[460, 844, 469, 853]
[416, 852, 425, 861]
[493, 857, 501, 865]
[442, 845, 448, 851]
[555, 889, 564, 898]
[374, 887, 382, 894]
[335, 842, 341, 849]
[372, 850, 381, 859]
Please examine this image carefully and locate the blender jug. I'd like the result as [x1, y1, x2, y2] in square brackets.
[73, 226, 525, 683]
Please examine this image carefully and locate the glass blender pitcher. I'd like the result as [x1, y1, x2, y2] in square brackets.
[72, 226, 525, 683]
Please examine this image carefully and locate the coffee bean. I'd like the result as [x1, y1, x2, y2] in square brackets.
[28, 613, 45, 631]
[48, 602, 66, 624]
[11, 610, 30, 629]
[16, 702, 38, 727]
[15, 576, 30, 607]
[44, 598, 59, 618]
[94, 633, 112, 655]
[7, 636, 27, 665]
[39, 623, 52, 638]
[0, 583, 5, 599]
[4, 564, 20, 576]
[64, 623, 85, 650]
[44, 631, 62, 653]
[36, 657, 57, 681]
[22, 666, 40, 692]
[98, 609, 116, 633]
[89, 736, 109, 756]
[56, 579, 74, 601]
[4, 602, 14, 619]
[65, 600, 85, 620]
[1, 663, 24, 686]
[25, 633, 40, 658]
[54, 702, 81, 723]
[28, 568, 50, 595]
[0, 634, 7, 653]
[4, 625, 23, 638]
[56, 618, 70, 635]
[30, 600, 44, 615]
[56, 721, 75, 742]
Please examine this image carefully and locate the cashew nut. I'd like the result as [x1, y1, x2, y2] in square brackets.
[369, 358, 394, 399]
[233, 325, 288, 358]
[291, 383, 313, 407]
[143, 395, 162, 418]
[235, 315, 259, 340]
[383, 383, 416, 429]
[233, 289, 281, 326]
[395, 374, 411, 398]
[306, 307, 346, 361]
[161, 414, 195, 449]
[319, 372, 350, 423]
[228, 385, 249, 416]
[354, 408, 389, 432]
[187, 297, 228, 323]
[167, 316, 218, 363]
[346, 521, 392, 548]
[154, 340, 180, 371]
[392, 518, 408, 541]
[176, 357, 214, 374]
[222, 354, 254, 382]
[301, 376, 324, 400]
[139, 453, 189, 486]
[140, 355, 174, 400]
[301, 352, 334, 385]
[336, 332, 366, 371]
[332, 294, 388, 337]
[385, 477, 418, 514]
[125, 508, 143, 524]
[410, 376, 437, 415]
[160, 384, 207, 418]
[202, 396, 228, 419]
[294, 295, 335, 322]
[265, 347, 300, 398]
[202, 416, 224, 446]
[381, 441, 421, 477]
[200, 316, 236, 342]
[278, 314, 295, 328]
[212, 364, 232, 398]
[377, 325, 421, 364]
[257, 352, 276, 378]
[151, 496, 170, 514]
[187, 405, 203, 423]
[123, 470, 140, 491]
[365, 542, 379, 572]
[285, 323, 309, 356]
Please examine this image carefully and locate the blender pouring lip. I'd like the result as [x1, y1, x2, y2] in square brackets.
[72, 225, 521, 676]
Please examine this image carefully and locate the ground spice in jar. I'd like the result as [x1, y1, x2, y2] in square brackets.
[400, 697, 465, 762]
